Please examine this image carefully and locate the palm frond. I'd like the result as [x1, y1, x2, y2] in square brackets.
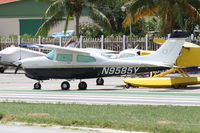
[122, 0, 160, 27]
[122, 14, 132, 27]
[159, 9, 174, 34]
[133, 5, 160, 23]
[122, 4, 160, 28]
[36, 10, 65, 36]
[43, 0, 64, 18]
[88, 5, 112, 32]
[127, 0, 159, 14]
[181, 3, 200, 24]
[187, 0, 200, 9]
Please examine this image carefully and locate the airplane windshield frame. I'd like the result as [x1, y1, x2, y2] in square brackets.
[46, 50, 55, 60]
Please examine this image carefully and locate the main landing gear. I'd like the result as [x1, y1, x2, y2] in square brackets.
[61, 81, 87, 90]
[78, 81, 87, 90]
[33, 80, 88, 90]
[0, 67, 6, 73]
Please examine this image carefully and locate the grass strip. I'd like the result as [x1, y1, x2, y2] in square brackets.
[0, 102, 200, 133]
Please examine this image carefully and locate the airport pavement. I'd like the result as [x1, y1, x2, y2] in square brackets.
[0, 70, 200, 106]
[1, 70, 200, 133]
[0, 124, 100, 133]
[0, 123, 146, 133]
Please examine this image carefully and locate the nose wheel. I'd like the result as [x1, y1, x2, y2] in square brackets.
[61, 81, 70, 90]
[96, 77, 104, 85]
[78, 81, 87, 90]
[33, 82, 41, 90]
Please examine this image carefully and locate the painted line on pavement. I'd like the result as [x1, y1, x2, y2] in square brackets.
[0, 90, 200, 97]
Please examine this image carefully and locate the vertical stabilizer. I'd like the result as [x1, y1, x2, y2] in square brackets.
[132, 32, 188, 67]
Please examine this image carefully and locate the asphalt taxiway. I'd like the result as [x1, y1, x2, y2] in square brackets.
[1, 70, 200, 106]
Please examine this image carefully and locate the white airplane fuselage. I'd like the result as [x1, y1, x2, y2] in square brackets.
[20, 34, 186, 81]
[21, 54, 166, 80]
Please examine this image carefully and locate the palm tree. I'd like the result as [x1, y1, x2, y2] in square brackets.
[122, 0, 200, 34]
[36, 0, 112, 37]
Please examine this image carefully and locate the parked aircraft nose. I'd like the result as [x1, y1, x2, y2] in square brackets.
[0, 53, 4, 64]
[0, 52, 13, 64]
[0, 53, 5, 65]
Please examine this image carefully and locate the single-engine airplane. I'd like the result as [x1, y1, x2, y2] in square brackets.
[16, 32, 187, 90]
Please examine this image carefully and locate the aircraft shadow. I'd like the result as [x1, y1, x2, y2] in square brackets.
[38, 89, 120, 92]
[2, 72, 24, 74]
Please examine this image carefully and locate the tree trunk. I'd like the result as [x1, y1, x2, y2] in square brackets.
[75, 14, 80, 37]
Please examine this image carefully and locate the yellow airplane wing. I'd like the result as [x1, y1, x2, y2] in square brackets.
[176, 47, 200, 67]
[153, 38, 166, 45]
[140, 50, 154, 55]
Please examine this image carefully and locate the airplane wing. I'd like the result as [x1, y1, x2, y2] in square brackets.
[19, 43, 45, 49]
[183, 42, 200, 48]
[39, 44, 90, 55]
[153, 38, 166, 45]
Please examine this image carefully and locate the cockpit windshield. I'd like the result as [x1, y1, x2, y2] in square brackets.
[46, 50, 55, 60]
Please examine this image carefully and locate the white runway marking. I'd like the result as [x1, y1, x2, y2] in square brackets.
[0, 91, 200, 106]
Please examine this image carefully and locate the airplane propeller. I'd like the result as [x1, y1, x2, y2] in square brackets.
[15, 64, 21, 74]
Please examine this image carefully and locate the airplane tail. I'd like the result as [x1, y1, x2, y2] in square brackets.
[134, 32, 188, 67]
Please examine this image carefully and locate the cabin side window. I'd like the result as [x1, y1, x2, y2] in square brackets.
[77, 55, 96, 62]
[56, 54, 72, 62]
[46, 50, 55, 60]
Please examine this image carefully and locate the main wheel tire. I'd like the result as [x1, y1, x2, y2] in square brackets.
[96, 78, 104, 85]
[34, 82, 41, 90]
[61, 81, 70, 90]
[0, 68, 5, 73]
[78, 81, 87, 90]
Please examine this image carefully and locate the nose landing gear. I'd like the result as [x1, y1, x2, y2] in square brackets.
[96, 77, 104, 85]
[33, 82, 41, 90]
[61, 81, 70, 90]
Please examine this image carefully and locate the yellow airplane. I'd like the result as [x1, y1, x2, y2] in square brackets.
[124, 38, 200, 89]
